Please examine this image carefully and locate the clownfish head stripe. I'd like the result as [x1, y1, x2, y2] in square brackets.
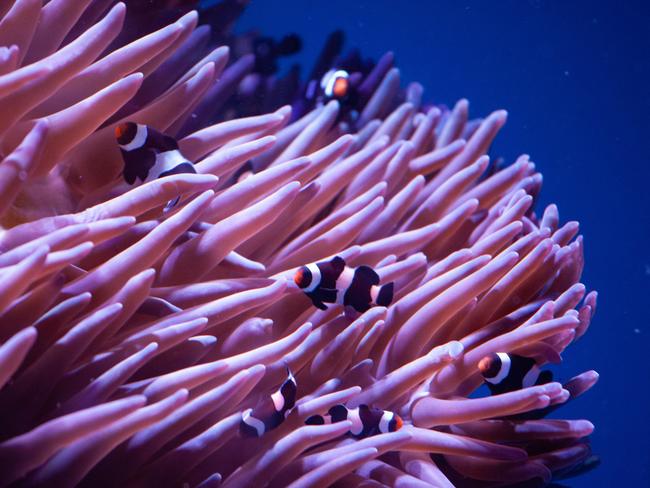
[479, 352, 511, 385]
[116, 122, 148, 151]
[378, 411, 394, 434]
[321, 69, 350, 99]
[293, 263, 322, 293]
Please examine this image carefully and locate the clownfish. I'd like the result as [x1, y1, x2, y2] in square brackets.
[303, 68, 360, 127]
[320, 69, 351, 101]
[305, 404, 403, 438]
[293, 256, 394, 313]
[115, 122, 196, 209]
[240, 368, 297, 438]
[478, 352, 553, 396]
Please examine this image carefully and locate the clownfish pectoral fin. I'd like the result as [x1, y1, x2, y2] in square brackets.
[318, 288, 338, 303]
[121, 148, 156, 185]
[355, 265, 380, 286]
[305, 292, 327, 310]
[309, 296, 328, 310]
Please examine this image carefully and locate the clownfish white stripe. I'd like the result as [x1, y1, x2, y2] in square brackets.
[271, 390, 285, 412]
[321, 69, 348, 96]
[378, 411, 393, 434]
[348, 408, 364, 436]
[242, 409, 265, 437]
[370, 285, 380, 304]
[304, 263, 322, 293]
[485, 352, 512, 385]
[334, 267, 355, 305]
[120, 124, 148, 151]
[145, 150, 188, 183]
[522, 364, 541, 388]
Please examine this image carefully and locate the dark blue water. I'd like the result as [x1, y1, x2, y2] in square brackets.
[232, 1, 650, 486]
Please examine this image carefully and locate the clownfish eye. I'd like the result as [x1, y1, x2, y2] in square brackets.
[293, 266, 312, 288]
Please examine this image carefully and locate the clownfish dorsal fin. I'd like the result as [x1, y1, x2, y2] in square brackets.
[355, 265, 380, 286]
[330, 256, 345, 274]
[145, 126, 180, 153]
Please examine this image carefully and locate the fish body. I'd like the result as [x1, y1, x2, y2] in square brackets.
[479, 352, 553, 396]
[293, 256, 394, 312]
[240, 368, 297, 438]
[305, 404, 403, 438]
[115, 122, 196, 208]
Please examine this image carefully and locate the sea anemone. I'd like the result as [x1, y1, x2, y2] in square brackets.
[0, 1, 598, 487]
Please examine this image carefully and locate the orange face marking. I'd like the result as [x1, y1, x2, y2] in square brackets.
[115, 123, 128, 140]
[478, 356, 493, 374]
[394, 415, 404, 431]
[333, 77, 349, 98]
[294, 268, 305, 287]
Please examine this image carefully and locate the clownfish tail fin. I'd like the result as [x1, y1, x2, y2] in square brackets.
[376, 282, 394, 307]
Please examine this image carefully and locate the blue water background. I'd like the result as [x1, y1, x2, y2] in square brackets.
[231, 1, 650, 485]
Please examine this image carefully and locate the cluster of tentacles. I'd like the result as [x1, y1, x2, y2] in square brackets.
[0, 1, 598, 487]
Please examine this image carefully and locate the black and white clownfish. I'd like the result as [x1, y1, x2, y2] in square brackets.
[293, 256, 394, 313]
[239, 368, 297, 438]
[478, 352, 553, 396]
[305, 404, 403, 438]
[303, 68, 360, 128]
[115, 122, 196, 209]
[320, 69, 352, 101]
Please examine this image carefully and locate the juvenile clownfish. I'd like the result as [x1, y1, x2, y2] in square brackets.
[320, 69, 351, 101]
[293, 256, 394, 313]
[478, 352, 553, 396]
[240, 368, 297, 438]
[305, 404, 403, 438]
[115, 122, 196, 209]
